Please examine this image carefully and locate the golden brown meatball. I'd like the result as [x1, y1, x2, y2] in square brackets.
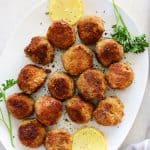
[45, 129, 72, 150]
[24, 36, 54, 65]
[48, 72, 74, 100]
[47, 20, 76, 49]
[35, 96, 63, 126]
[62, 44, 93, 75]
[18, 119, 46, 148]
[7, 93, 34, 119]
[106, 63, 134, 89]
[77, 16, 105, 45]
[66, 96, 94, 124]
[95, 39, 124, 67]
[17, 64, 47, 94]
[76, 69, 107, 101]
[93, 96, 124, 126]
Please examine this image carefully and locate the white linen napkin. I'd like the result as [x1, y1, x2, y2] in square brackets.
[126, 127, 150, 150]
[127, 139, 150, 150]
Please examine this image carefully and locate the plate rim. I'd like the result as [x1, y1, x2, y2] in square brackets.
[0, 0, 149, 149]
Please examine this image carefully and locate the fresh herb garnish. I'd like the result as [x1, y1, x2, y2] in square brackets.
[0, 79, 17, 147]
[1, 80, 17, 91]
[111, 0, 149, 53]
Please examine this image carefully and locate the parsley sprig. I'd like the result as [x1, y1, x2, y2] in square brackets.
[0, 79, 17, 147]
[111, 0, 149, 53]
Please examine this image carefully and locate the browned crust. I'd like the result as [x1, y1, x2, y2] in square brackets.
[66, 96, 94, 124]
[76, 69, 107, 101]
[95, 39, 124, 67]
[24, 36, 54, 65]
[7, 93, 34, 119]
[47, 20, 76, 49]
[17, 64, 47, 94]
[77, 16, 105, 45]
[18, 119, 46, 148]
[48, 72, 74, 100]
[45, 129, 72, 150]
[93, 96, 124, 126]
[35, 96, 63, 126]
[105, 63, 134, 89]
[62, 44, 93, 75]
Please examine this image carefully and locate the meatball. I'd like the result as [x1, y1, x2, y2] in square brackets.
[66, 96, 94, 124]
[76, 69, 107, 101]
[93, 96, 124, 126]
[77, 16, 105, 45]
[106, 63, 134, 89]
[47, 20, 76, 49]
[18, 119, 46, 148]
[35, 96, 63, 126]
[7, 93, 34, 119]
[45, 129, 72, 150]
[24, 36, 54, 65]
[95, 39, 124, 67]
[62, 44, 93, 75]
[48, 72, 74, 100]
[17, 64, 47, 94]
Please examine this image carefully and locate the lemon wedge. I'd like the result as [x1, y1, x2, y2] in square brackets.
[72, 126, 107, 150]
[49, 0, 84, 25]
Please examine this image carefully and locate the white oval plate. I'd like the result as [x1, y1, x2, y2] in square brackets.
[0, 0, 149, 150]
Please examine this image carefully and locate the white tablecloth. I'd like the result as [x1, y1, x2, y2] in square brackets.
[0, 0, 149, 149]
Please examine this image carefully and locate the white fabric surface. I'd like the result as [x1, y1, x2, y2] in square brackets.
[0, 0, 149, 150]
[127, 140, 150, 150]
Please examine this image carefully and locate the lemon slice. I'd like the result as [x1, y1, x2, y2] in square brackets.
[49, 0, 84, 25]
[72, 126, 107, 150]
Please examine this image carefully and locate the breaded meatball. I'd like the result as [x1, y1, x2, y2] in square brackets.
[47, 20, 76, 49]
[77, 16, 105, 45]
[93, 96, 124, 126]
[45, 129, 72, 150]
[76, 69, 107, 101]
[62, 44, 93, 75]
[7, 93, 34, 119]
[106, 63, 134, 89]
[35, 96, 63, 126]
[17, 64, 47, 94]
[48, 72, 74, 100]
[18, 119, 46, 148]
[24, 36, 54, 65]
[66, 96, 94, 124]
[95, 39, 124, 67]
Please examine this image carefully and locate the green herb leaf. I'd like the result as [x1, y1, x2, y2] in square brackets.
[132, 35, 149, 53]
[0, 91, 4, 102]
[0, 79, 16, 147]
[0, 92, 3, 98]
[111, 0, 149, 53]
[2, 79, 17, 91]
